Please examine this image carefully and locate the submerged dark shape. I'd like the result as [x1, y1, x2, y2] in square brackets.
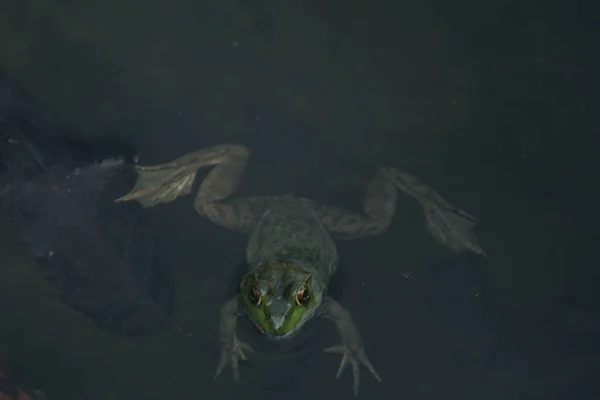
[0, 68, 174, 336]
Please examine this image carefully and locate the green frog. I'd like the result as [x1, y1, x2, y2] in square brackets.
[116, 144, 486, 395]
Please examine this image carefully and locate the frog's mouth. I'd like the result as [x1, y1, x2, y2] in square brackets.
[243, 314, 319, 358]
[249, 317, 296, 340]
[245, 309, 318, 342]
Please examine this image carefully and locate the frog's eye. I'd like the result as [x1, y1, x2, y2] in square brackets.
[248, 284, 262, 306]
[295, 286, 310, 306]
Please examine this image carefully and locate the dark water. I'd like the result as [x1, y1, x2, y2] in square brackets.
[1, 0, 599, 399]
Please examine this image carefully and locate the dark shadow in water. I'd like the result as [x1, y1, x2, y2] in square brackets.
[0, 68, 175, 336]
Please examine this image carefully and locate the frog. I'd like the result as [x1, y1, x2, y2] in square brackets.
[115, 144, 486, 395]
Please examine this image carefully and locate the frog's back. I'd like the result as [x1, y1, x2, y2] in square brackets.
[245, 196, 338, 279]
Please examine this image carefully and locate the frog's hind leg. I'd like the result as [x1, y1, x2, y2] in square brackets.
[315, 168, 399, 240]
[317, 167, 486, 256]
[116, 144, 271, 233]
[390, 169, 486, 256]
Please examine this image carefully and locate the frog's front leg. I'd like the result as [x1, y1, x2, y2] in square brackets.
[116, 144, 273, 233]
[214, 296, 255, 382]
[319, 297, 381, 396]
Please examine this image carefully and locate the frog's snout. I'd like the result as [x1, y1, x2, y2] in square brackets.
[268, 298, 291, 332]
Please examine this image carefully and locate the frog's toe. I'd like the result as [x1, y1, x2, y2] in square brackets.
[324, 344, 350, 378]
[237, 340, 255, 360]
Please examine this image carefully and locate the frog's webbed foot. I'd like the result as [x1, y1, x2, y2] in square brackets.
[422, 201, 486, 256]
[390, 169, 487, 256]
[213, 296, 255, 382]
[320, 297, 381, 396]
[115, 145, 244, 208]
[115, 163, 198, 207]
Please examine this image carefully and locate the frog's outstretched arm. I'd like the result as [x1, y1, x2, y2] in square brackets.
[314, 167, 486, 256]
[115, 144, 275, 233]
[319, 296, 382, 396]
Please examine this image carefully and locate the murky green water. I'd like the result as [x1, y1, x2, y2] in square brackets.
[1, 1, 599, 399]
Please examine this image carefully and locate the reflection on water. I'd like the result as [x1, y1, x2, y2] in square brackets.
[1, 0, 599, 399]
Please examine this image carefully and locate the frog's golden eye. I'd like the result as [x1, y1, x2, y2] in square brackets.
[295, 286, 310, 306]
[248, 284, 262, 306]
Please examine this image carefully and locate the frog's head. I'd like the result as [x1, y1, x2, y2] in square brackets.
[239, 260, 326, 338]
